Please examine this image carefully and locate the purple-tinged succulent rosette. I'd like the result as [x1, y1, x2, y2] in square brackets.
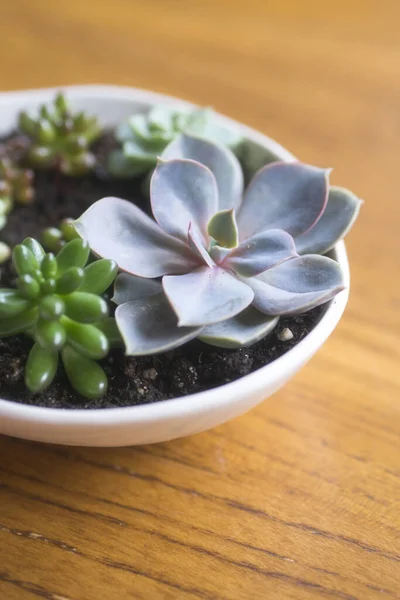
[75, 135, 361, 354]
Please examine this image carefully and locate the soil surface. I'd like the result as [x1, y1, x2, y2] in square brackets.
[0, 133, 327, 409]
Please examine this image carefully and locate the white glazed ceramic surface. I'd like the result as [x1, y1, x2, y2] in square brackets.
[0, 85, 349, 447]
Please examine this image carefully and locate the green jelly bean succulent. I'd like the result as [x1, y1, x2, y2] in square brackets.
[0, 237, 120, 399]
[0, 156, 35, 231]
[41, 217, 79, 252]
[19, 92, 101, 176]
[108, 104, 243, 178]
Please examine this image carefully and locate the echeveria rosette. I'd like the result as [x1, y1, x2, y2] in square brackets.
[108, 104, 243, 178]
[0, 238, 119, 398]
[75, 136, 361, 354]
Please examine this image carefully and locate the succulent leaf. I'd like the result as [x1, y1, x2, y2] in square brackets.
[0, 289, 32, 318]
[248, 255, 345, 316]
[129, 114, 173, 148]
[56, 238, 90, 274]
[79, 259, 118, 295]
[112, 272, 163, 305]
[25, 344, 58, 393]
[41, 218, 79, 253]
[237, 162, 330, 241]
[183, 107, 212, 135]
[219, 229, 298, 277]
[199, 307, 279, 349]
[74, 197, 200, 278]
[147, 105, 178, 133]
[294, 186, 363, 255]
[163, 266, 254, 326]
[207, 208, 239, 248]
[0, 307, 38, 336]
[115, 294, 203, 356]
[63, 292, 108, 323]
[150, 158, 218, 244]
[41, 227, 64, 252]
[41, 253, 58, 278]
[107, 149, 150, 178]
[56, 267, 84, 295]
[239, 137, 294, 182]
[35, 319, 67, 351]
[13, 244, 38, 275]
[17, 274, 41, 300]
[39, 295, 65, 321]
[22, 238, 46, 263]
[95, 317, 123, 348]
[161, 134, 244, 211]
[61, 345, 108, 399]
[62, 317, 109, 359]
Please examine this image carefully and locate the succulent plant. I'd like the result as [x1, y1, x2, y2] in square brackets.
[76, 135, 361, 354]
[108, 104, 243, 178]
[41, 217, 79, 253]
[18, 92, 101, 176]
[0, 156, 35, 231]
[0, 237, 119, 398]
[0, 241, 11, 264]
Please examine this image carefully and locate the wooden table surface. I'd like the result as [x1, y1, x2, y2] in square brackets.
[1, 1, 399, 598]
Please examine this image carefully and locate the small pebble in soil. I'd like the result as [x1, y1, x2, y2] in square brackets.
[143, 368, 158, 381]
[277, 327, 294, 342]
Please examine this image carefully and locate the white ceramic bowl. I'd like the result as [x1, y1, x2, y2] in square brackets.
[0, 85, 349, 447]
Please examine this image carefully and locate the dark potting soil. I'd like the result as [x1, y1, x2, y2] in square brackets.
[0, 133, 327, 409]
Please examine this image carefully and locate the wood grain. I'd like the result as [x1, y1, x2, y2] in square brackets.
[0, 1, 399, 598]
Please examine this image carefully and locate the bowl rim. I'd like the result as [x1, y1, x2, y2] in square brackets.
[0, 84, 349, 426]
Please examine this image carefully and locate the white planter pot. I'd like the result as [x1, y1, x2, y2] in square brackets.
[0, 85, 349, 447]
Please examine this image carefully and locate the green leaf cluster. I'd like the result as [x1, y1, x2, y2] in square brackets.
[41, 217, 79, 253]
[19, 93, 101, 176]
[0, 237, 120, 399]
[108, 104, 243, 178]
[0, 157, 35, 232]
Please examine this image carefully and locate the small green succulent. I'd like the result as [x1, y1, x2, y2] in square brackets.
[0, 156, 35, 231]
[108, 104, 243, 178]
[41, 217, 79, 253]
[0, 237, 120, 398]
[0, 241, 11, 264]
[19, 92, 101, 176]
